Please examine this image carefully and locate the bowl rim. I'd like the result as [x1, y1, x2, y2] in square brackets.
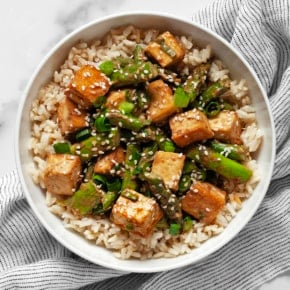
[15, 11, 276, 273]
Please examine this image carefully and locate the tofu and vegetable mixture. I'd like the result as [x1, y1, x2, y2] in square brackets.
[30, 26, 262, 259]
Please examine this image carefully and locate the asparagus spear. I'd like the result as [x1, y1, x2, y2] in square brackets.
[144, 172, 182, 222]
[210, 140, 248, 162]
[121, 144, 141, 190]
[71, 127, 120, 162]
[196, 80, 229, 110]
[99, 59, 159, 87]
[106, 110, 151, 131]
[186, 145, 252, 183]
[138, 143, 158, 180]
[64, 181, 104, 215]
[174, 63, 210, 108]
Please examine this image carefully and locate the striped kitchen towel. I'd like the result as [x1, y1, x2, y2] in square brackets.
[1, 0, 290, 289]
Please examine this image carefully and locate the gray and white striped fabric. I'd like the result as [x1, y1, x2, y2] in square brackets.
[1, 0, 290, 289]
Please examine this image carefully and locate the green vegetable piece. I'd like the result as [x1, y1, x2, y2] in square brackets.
[169, 223, 181, 236]
[107, 110, 151, 131]
[53, 142, 71, 154]
[121, 189, 139, 201]
[144, 172, 182, 222]
[204, 101, 221, 117]
[178, 174, 191, 193]
[155, 216, 168, 230]
[196, 81, 228, 109]
[99, 60, 114, 76]
[210, 140, 248, 162]
[71, 127, 120, 162]
[102, 192, 117, 210]
[65, 181, 103, 215]
[138, 143, 158, 180]
[119, 101, 135, 114]
[187, 145, 252, 183]
[94, 116, 111, 132]
[76, 128, 91, 142]
[155, 128, 175, 152]
[182, 216, 193, 232]
[174, 87, 190, 108]
[121, 144, 141, 190]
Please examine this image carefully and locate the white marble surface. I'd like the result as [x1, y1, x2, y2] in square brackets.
[0, 0, 289, 288]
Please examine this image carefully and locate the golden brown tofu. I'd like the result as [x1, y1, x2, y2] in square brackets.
[44, 154, 82, 196]
[151, 151, 185, 191]
[145, 31, 185, 67]
[147, 79, 177, 123]
[111, 189, 163, 237]
[66, 65, 110, 109]
[181, 181, 226, 224]
[208, 110, 242, 144]
[105, 90, 127, 109]
[57, 97, 89, 135]
[94, 147, 125, 175]
[169, 108, 214, 147]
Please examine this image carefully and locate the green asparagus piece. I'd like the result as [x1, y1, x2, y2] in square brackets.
[187, 145, 252, 183]
[100, 56, 158, 87]
[121, 144, 141, 190]
[71, 127, 120, 162]
[64, 181, 104, 215]
[138, 143, 158, 180]
[196, 81, 229, 110]
[144, 172, 182, 222]
[121, 189, 139, 201]
[106, 110, 151, 131]
[155, 128, 176, 152]
[174, 63, 210, 108]
[210, 140, 248, 162]
[102, 192, 118, 210]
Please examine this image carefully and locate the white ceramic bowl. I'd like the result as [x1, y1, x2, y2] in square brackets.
[15, 12, 275, 273]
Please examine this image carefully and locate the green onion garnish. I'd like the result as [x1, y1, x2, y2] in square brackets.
[76, 128, 91, 141]
[94, 116, 111, 132]
[163, 140, 175, 152]
[99, 60, 114, 76]
[119, 101, 134, 114]
[169, 223, 181, 236]
[53, 142, 71, 154]
[182, 216, 193, 232]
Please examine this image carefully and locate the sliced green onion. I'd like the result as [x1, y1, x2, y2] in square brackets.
[99, 60, 114, 76]
[119, 101, 134, 114]
[92, 174, 107, 186]
[53, 142, 71, 154]
[76, 128, 91, 141]
[94, 116, 111, 132]
[205, 101, 221, 117]
[174, 87, 190, 108]
[169, 223, 181, 236]
[107, 178, 122, 192]
[183, 216, 193, 232]
[163, 140, 176, 152]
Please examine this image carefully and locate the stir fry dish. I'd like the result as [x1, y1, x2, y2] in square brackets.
[41, 30, 256, 240]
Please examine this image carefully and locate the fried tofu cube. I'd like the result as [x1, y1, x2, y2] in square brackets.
[105, 90, 127, 109]
[147, 79, 177, 122]
[181, 181, 226, 224]
[111, 189, 163, 237]
[94, 147, 125, 175]
[208, 110, 242, 144]
[151, 151, 185, 191]
[44, 154, 82, 196]
[66, 65, 110, 109]
[145, 31, 185, 67]
[57, 97, 89, 135]
[169, 109, 214, 147]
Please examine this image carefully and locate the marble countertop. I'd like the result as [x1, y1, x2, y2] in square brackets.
[0, 0, 289, 288]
